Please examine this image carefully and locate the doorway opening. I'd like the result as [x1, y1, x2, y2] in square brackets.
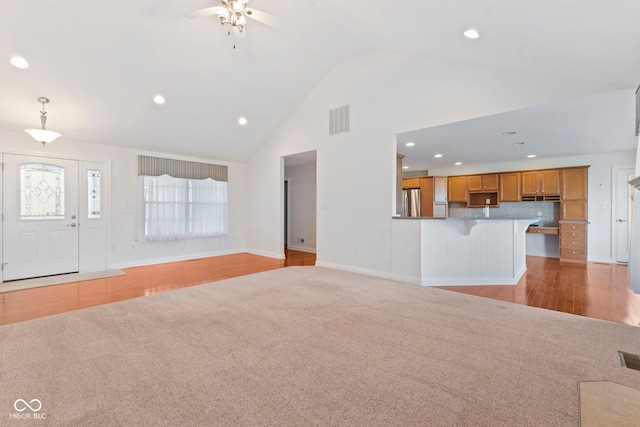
[614, 167, 635, 263]
[283, 150, 317, 266]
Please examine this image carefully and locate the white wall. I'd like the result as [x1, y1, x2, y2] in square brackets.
[0, 131, 246, 269]
[430, 150, 636, 263]
[246, 50, 629, 278]
[285, 163, 317, 252]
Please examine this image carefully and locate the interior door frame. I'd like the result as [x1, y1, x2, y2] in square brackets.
[612, 166, 635, 264]
[1, 149, 112, 282]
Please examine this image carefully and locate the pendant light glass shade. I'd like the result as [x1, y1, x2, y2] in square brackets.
[24, 128, 62, 144]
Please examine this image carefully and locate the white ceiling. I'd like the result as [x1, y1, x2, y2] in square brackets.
[1, 0, 639, 163]
[397, 90, 638, 171]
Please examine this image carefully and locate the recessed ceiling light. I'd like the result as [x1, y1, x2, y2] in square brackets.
[502, 131, 516, 136]
[405, 142, 415, 147]
[153, 95, 165, 105]
[10, 56, 29, 69]
[527, 154, 537, 158]
[238, 116, 248, 126]
[464, 29, 480, 39]
[434, 154, 443, 158]
[512, 142, 525, 146]
[402, 166, 409, 169]
[455, 162, 463, 166]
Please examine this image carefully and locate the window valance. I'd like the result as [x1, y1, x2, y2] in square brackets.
[137, 155, 227, 182]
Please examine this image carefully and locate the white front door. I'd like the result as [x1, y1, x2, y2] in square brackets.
[615, 168, 635, 263]
[3, 154, 79, 281]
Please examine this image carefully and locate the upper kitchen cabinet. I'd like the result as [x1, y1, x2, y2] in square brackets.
[521, 169, 560, 197]
[500, 172, 521, 202]
[403, 178, 421, 189]
[467, 174, 499, 192]
[448, 176, 467, 203]
[561, 167, 588, 200]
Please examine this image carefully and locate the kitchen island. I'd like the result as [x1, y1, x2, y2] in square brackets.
[392, 217, 540, 286]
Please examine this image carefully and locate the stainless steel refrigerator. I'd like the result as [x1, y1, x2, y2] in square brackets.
[402, 188, 421, 217]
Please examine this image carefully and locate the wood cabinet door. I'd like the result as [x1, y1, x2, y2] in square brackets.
[420, 177, 434, 217]
[466, 175, 482, 192]
[482, 174, 499, 191]
[561, 168, 588, 200]
[403, 178, 421, 189]
[521, 171, 539, 195]
[448, 176, 467, 202]
[500, 172, 521, 202]
[540, 169, 560, 195]
[562, 200, 588, 221]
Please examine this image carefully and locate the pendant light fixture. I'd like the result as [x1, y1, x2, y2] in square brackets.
[25, 97, 61, 146]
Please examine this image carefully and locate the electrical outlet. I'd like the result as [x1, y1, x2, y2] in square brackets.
[300, 238, 304, 243]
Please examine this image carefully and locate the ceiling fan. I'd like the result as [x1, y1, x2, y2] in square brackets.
[186, 0, 280, 34]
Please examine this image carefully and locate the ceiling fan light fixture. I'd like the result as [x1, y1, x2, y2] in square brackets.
[236, 15, 246, 32]
[24, 97, 62, 146]
[232, 1, 245, 17]
[217, 8, 230, 24]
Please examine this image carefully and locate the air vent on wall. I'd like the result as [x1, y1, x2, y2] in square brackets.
[329, 105, 350, 136]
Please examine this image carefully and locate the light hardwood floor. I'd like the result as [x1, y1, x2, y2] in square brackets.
[1, 253, 639, 327]
[437, 256, 640, 327]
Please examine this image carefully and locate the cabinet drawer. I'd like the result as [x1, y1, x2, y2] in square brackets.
[559, 223, 587, 232]
[528, 227, 559, 235]
[559, 229, 586, 239]
[560, 237, 586, 248]
[560, 247, 586, 258]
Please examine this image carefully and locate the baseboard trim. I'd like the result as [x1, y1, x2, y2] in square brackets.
[315, 261, 406, 283]
[287, 246, 316, 253]
[111, 248, 246, 269]
[246, 248, 286, 260]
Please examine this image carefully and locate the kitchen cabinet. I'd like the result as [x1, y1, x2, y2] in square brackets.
[420, 177, 434, 217]
[448, 176, 467, 203]
[521, 169, 559, 196]
[560, 167, 588, 263]
[500, 172, 521, 202]
[561, 167, 588, 200]
[559, 223, 588, 262]
[561, 200, 588, 221]
[403, 178, 421, 189]
[467, 174, 499, 192]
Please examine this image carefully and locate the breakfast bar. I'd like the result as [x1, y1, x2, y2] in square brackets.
[392, 217, 540, 286]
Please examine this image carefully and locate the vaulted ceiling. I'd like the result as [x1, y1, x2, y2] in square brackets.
[1, 0, 639, 162]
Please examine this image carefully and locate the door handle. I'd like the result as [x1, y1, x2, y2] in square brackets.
[617, 219, 628, 222]
[67, 223, 77, 228]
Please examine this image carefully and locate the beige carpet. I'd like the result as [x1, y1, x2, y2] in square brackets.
[1, 266, 640, 426]
[0, 269, 125, 293]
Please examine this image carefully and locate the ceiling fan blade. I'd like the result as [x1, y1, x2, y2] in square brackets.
[245, 8, 283, 28]
[186, 6, 226, 20]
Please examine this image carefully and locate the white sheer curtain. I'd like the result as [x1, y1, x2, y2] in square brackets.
[141, 174, 228, 241]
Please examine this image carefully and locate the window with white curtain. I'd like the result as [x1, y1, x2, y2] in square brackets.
[138, 156, 228, 241]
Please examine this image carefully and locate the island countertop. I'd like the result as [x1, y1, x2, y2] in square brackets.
[393, 216, 540, 221]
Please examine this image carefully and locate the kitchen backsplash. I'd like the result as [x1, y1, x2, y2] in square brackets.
[449, 202, 560, 226]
